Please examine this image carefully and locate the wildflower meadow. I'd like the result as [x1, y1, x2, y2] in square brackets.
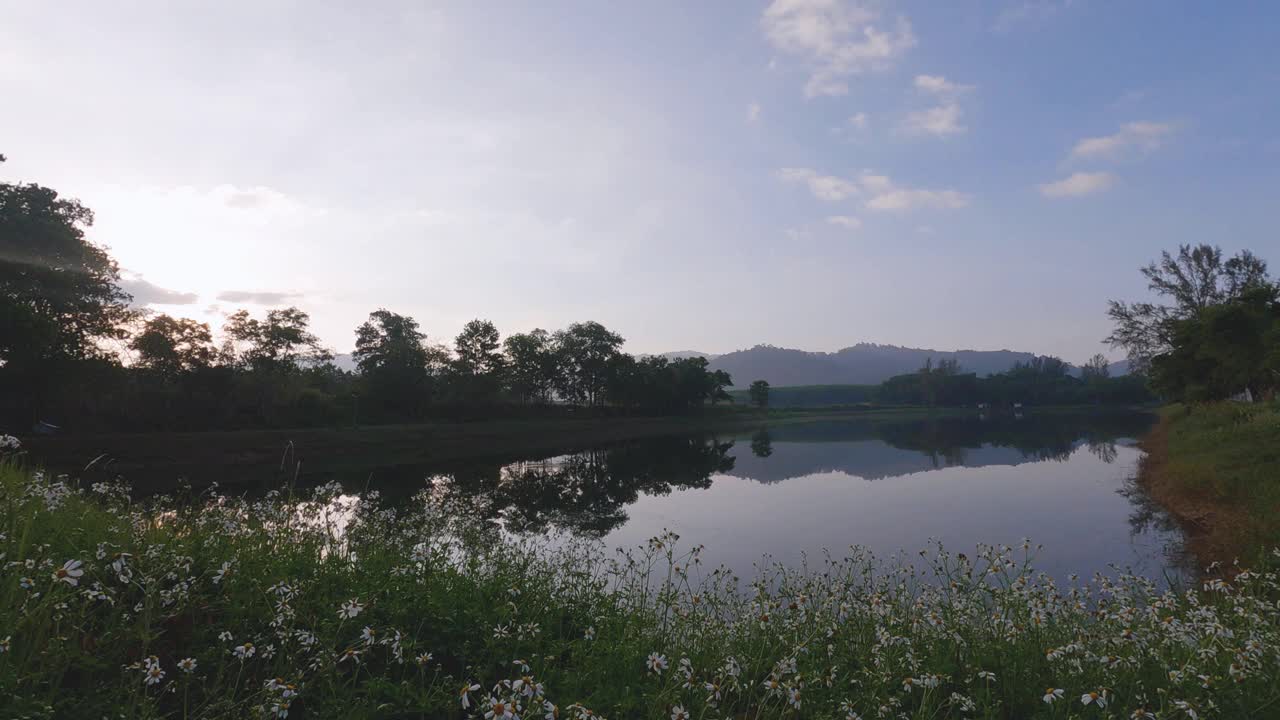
[1, 457, 1278, 719]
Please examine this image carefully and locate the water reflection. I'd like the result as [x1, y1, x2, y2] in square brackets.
[401, 411, 1186, 582]
[66, 409, 1185, 581]
[399, 411, 1156, 534]
[425, 436, 736, 537]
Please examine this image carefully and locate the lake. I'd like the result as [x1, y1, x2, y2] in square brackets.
[52, 409, 1192, 583]
[408, 411, 1189, 583]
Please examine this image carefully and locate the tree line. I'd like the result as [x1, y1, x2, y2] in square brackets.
[738, 358, 1151, 409]
[875, 354, 1153, 407]
[0, 166, 732, 432]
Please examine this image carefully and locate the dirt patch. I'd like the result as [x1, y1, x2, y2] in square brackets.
[1136, 416, 1254, 571]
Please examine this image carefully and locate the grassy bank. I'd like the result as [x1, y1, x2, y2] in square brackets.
[1138, 401, 1280, 566]
[3, 462, 1279, 719]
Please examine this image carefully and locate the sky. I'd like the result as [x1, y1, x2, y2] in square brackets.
[3, 1, 1278, 364]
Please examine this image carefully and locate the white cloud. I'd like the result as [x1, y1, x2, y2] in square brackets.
[914, 74, 972, 97]
[216, 290, 305, 304]
[826, 215, 863, 229]
[747, 102, 761, 123]
[121, 274, 200, 306]
[761, 0, 917, 98]
[865, 187, 970, 210]
[1070, 121, 1173, 159]
[778, 167, 860, 201]
[902, 75, 972, 137]
[780, 167, 970, 210]
[903, 103, 965, 136]
[1038, 171, 1115, 197]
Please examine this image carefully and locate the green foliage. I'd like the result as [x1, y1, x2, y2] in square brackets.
[553, 322, 625, 407]
[0, 178, 137, 425]
[3, 463, 1279, 718]
[223, 307, 332, 374]
[873, 356, 1149, 407]
[352, 310, 434, 418]
[606, 355, 732, 413]
[131, 315, 217, 378]
[503, 329, 558, 404]
[748, 380, 770, 408]
[1107, 244, 1279, 401]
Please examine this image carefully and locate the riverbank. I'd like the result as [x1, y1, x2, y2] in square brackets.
[20, 404, 1146, 492]
[1137, 401, 1280, 567]
[3, 462, 1277, 719]
[17, 408, 872, 490]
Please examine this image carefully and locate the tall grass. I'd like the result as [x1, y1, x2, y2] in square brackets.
[1, 460, 1278, 719]
[1152, 401, 1280, 554]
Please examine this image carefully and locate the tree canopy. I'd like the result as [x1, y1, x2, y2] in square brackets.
[1108, 244, 1278, 402]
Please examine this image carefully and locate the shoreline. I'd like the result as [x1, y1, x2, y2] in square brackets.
[19, 404, 1139, 492]
[1135, 403, 1278, 570]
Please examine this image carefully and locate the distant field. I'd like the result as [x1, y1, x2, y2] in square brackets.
[728, 383, 879, 407]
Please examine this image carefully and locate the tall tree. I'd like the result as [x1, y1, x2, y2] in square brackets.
[1, 166, 136, 423]
[0, 176, 134, 366]
[353, 310, 428, 376]
[453, 319, 505, 403]
[749, 380, 770, 409]
[1081, 354, 1111, 381]
[453, 319, 504, 376]
[504, 329, 559, 404]
[130, 314, 216, 377]
[353, 309, 432, 416]
[554, 321, 624, 406]
[222, 307, 330, 373]
[1106, 244, 1271, 371]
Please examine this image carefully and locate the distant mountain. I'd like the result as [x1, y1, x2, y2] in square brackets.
[330, 353, 358, 372]
[659, 350, 719, 361]
[662, 343, 1127, 388]
[332, 345, 1129, 387]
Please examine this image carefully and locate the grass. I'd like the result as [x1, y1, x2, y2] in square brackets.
[1138, 400, 1280, 564]
[2, 459, 1279, 719]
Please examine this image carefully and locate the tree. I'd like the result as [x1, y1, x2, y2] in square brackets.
[1106, 244, 1271, 371]
[1149, 285, 1280, 401]
[554, 321, 624, 406]
[749, 380, 770, 409]
[504, 329, 559, 404]
[453, 319, 504, 377]
[1081, 354, 1111, 381]
[451, 319, 505, 403]
[353, 310, 432, 417]
[750, 429, 774, 458]
[1, 172, 136, 424]
[130, 314, 216, 377]
[0, 179, 134, 366]
[353, 310, 428, 376]
[222, 307, 330, 373]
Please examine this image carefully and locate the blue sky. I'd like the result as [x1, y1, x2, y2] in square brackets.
[2, 1, 1278, 363]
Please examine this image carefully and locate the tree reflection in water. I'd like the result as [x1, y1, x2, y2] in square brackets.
[427, 435, 736, 537]
[418, 411, 1158, 539]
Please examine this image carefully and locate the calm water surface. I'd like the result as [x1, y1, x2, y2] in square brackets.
[413, 411, 1189, 582]
[66, 410, 1189, 583]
